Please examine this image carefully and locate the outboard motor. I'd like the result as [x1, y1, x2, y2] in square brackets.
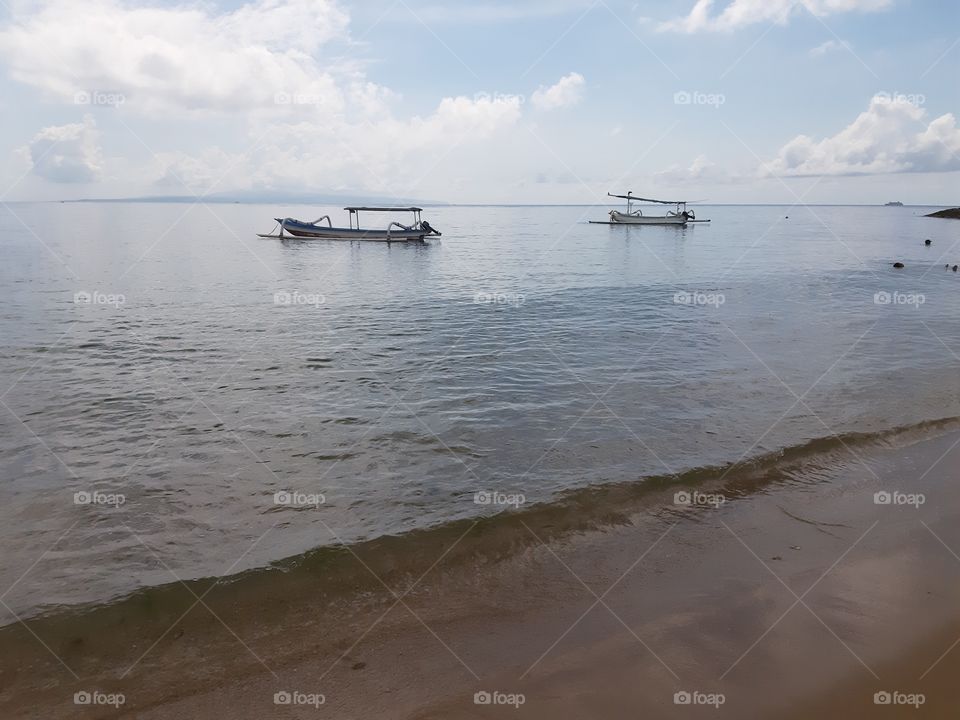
[420, 220, 440, 236]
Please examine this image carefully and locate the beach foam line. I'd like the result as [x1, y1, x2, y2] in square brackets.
[5, 413, 960, 636]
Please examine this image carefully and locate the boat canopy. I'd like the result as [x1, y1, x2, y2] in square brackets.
[344, 206, 423, 212]
[607, 193, 685, 205]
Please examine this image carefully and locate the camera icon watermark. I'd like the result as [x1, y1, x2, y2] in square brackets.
[873, 490, 924, 508]
[473, 690, 525, 707]
[873, 290, 924, 308]
[273, 290, 325, 308]
[74, 290, 126, 308]
[274, 91, 325, 106]
[674, 490, 726, 509]
[873, 91, 925, 108]
[274, 490, 325, 508]
[74, 490, 126, 508]
[673, 690, 725, 707]
[473, 91, 525, 105]
[74, 690, 125, 708]
[474, 291, 526, 306]
[673, 290, 725, 308]
[273, 690, 325, 707]
[673, 90, 725, 108]
[74, 90, 126, 107]
[873, 690, 924, 707]
[474, 490, 526, 509]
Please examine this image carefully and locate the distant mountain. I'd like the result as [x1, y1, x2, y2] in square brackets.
[70, 189, 449, 206]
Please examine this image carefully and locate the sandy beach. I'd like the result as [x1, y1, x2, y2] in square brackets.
[4, 420, 959, 718]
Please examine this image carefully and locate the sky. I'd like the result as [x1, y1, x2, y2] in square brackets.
[0, 0, 957, 204]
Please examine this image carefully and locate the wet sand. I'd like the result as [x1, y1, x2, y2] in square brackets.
[4, 424, 960, 718]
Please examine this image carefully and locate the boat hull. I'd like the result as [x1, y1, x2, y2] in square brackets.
[278, 219, 428, 241]
[608, 211, 688, 225]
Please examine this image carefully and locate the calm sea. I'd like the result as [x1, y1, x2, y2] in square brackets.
[2, 202, 959, 620]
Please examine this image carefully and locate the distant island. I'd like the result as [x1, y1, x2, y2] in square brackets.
[884, 201, 904, 206]
[67, 190, 449, 206]
[926, 207, 960, 219]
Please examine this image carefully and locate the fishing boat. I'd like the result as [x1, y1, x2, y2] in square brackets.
[590, 192, 706, 225]
[258, 206, 441, 242]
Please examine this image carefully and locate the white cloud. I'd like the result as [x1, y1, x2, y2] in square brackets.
[153, 148, 251, 191]
[660, 0, 891, 33]
[411, 1, 593, 24]
[765, 97, 960, 177]
[654, 154, 730, 184]
[23, 116, 102, 183]
[531, 72, 585, 111]
[0, 0, 352, 113]
[809, 39, 849, 57]
[153, 94, 523, 193]
[0, 0, 524, 195]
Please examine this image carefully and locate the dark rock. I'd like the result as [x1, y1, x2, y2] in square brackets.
[926, 208, 960, 219]
[893, 262, 905, 268]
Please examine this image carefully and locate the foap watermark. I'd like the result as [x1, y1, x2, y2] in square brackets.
[873, 690, 925, 708]
[74, 490, 126, 508]
[873, 91, 925, 108]
[273, 290, 325, 308]
[474, 690, 525, 708]
[674, 90, 725, 108]
[74, 290, 125, 308]
[674, 690, 725, 708]
[474, 291, 526, 306]
[74, 90, 126, 107]
[474, 490, 525, 509]
[674, 490, 726, 509]
[874, 290, 925, 308]
[274, 490, 325, 508]
[274, 91, 326, 106]
[74, 690, 125, 708]
[874, 490, 925, 508]
[674, 290, 725, 308]
[474, 91, 525, 105]
[273, 690, 325, 708]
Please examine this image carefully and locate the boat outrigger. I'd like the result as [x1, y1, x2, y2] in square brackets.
[258, 206, 441, 242]
[590, 192, 707, 226]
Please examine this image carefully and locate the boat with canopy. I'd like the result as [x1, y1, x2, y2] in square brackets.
[590, 192, 706, 226]
[258, 206, 441, 242]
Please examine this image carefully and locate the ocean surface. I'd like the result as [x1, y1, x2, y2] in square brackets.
[2, 201, 959, 621]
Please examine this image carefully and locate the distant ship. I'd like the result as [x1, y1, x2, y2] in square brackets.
[884, 201, 904, 206]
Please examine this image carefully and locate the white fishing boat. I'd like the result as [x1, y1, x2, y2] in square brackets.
[258, 206, 441, 242]
[590, 192, 706, 225]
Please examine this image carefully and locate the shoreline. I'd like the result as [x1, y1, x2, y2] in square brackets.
[4, 420, 960, 717]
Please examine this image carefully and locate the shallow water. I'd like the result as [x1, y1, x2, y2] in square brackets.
[1, 201, 959, 618]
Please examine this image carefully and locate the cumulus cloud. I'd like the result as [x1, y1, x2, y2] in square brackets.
[24, 116, 102, 183]
[765, 96, 960, 177]
[660, 0, 891, 33]
[531, 72, 585, 110]
[152, 94, 523, 193]
[0, 0, 525, 194]
[0, 0, 352, 113]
